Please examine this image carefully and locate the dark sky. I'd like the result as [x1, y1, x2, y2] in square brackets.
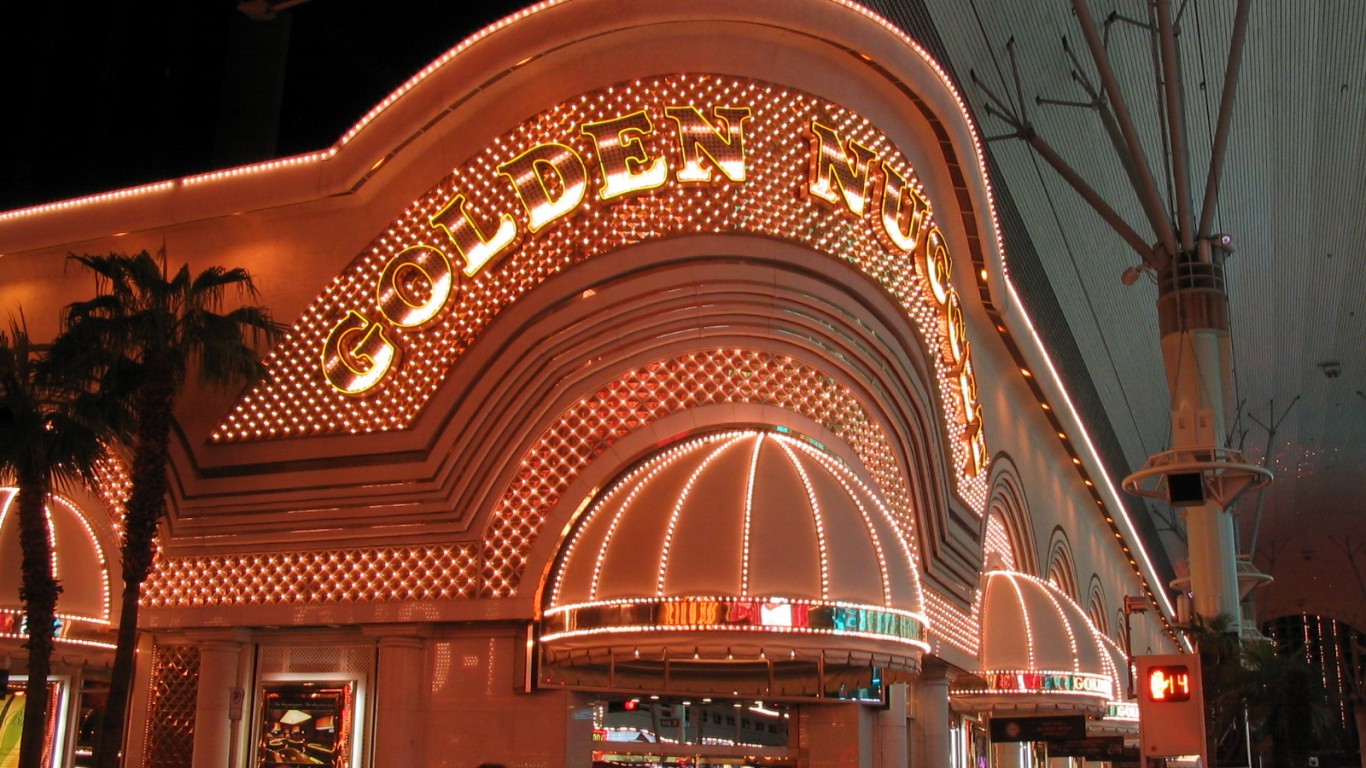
[0, 0, 523, 212]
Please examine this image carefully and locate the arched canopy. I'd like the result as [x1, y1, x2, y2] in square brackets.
[0, 489, 116, 644]
[541, 429, 927, 698]
[951, 569, 1114, 716]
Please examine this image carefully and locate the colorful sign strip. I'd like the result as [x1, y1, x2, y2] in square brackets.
[542, 596, 928, 649]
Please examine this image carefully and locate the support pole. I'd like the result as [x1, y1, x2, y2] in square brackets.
[916, 662, 952, 768]
[1070, 0, 1179, 260]
[1156, 0, 1195, 253]
[190, 632, 248, 768]
[1158, 255, 1243, 627]
[1198, 0, 1252, 237]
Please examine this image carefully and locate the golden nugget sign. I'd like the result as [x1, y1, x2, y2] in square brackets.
[321, 104, 756, 394]
[320, 109, 941, 392]
[983, 671, 1113, 697]
[225, 75, 985, 476]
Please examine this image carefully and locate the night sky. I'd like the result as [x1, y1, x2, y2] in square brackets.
[0, 0, 524, 212]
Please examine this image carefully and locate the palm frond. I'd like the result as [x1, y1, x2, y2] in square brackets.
[0, 317, 122, 495]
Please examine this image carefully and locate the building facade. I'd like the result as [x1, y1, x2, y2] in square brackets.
[0, 2, 1177, 766]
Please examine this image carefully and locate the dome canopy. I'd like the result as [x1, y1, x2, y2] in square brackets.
[1097, 638, 1140, 734]
[951, 570, 1115, 715]
[0, 488, 114, 642]
[540, 429, 927, 696]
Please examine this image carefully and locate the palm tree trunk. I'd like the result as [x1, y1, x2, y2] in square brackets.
[16, 478, 59, 768]
[95, 371, 175, 768]
[93, 584, 142, 768]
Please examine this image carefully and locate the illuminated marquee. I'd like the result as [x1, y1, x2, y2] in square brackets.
[1106, 701, 1140, 721]
[220, 75, 988, 478]
[321, 104, 755, 396]
[541, 596, 929, 650]
[964, 670, 1114, 698]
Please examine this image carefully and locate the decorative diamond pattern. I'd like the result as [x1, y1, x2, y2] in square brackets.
[142, 545, 478, 608]
[142, 644, 199, 768]
[212, 74, 987, 511]
[481, 349, 920, 597]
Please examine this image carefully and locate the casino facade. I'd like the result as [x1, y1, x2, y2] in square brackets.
[0, 1, 1177, 766]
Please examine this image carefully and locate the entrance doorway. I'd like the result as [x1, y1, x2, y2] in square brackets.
[592, 696, 797, 768]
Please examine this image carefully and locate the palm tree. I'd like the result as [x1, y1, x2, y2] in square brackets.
[1, 321, 129, 768]
[56, 251, 282, 768]
[1185, 612, 1248, 764]
[1243, 640, 1336, 765]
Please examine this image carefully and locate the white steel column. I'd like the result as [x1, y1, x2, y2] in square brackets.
[1158, 258, 1242, 627]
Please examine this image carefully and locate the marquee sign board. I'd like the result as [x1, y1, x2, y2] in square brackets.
[988, 715, 1087, 743]
[1046, 736, 1125, 759]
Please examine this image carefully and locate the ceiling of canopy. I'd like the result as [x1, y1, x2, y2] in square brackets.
[868, 0, 1366, 628]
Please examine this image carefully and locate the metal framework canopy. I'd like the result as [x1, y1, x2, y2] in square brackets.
[1123, 446, 1271, 510]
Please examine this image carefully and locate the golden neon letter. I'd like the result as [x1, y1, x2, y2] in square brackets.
[879, 164, 930, 252]
[957, 356, 978, 415]
[376, 245, 454, 328]
[664, 105, 751, 183]
[807, 120, 878, 217]
[429, 193, 518, 277]
[580, 110, 668, 200]
[924, 228, 954, 306]
[945, 292, 970, 371]
[322, 310, 399, 395]
[498, 142, 589, 232]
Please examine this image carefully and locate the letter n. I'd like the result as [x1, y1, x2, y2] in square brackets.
[807, 120, 878, 217]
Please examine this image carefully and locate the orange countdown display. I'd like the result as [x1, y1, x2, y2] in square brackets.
[1145, 664, 1191, 702]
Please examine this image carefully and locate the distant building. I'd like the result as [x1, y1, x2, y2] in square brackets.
[1263, 613, 1366, 759]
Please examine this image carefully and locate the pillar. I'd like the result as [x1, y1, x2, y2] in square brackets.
[876, 683, 908, 768]
[120, 633, 158, 768]
[1157, 251, 1242, 628]
[190, 630, 249, 768]
[992, 740, 1029, 768]
[365, 626, 429, 766]
[915, 661, 951, 768]
[801, 700, 871, 768]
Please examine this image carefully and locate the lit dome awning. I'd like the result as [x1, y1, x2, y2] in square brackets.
[1, 488, 115, 647]
[951, 570, 1114, 716]
[540, 429, 927, 697]
[1094, 639, 1139, 735]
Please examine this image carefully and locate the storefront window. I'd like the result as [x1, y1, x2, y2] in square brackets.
[256, 682, 354, 768]
[73, 679, 110, 768]
[1, 678, 66, 768]
[592, 696, 794, 768]
[252, 644, 371, 768]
